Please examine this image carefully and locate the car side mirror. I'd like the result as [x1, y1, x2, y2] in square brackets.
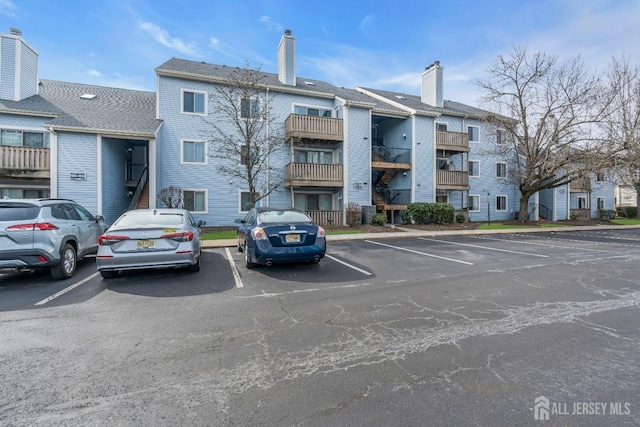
[95, 215, 105, 222]
[234, 218, 245, 224]
[197, 220, 206, 227]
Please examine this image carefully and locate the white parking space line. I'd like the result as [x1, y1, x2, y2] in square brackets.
[324, 254, 373, 276]
[366, 240, 474, 265]
[35, 272, 99, 306]
[224, 248, 243, 288]
[471, 235, 611, 252]
[419, 238, 549, 258]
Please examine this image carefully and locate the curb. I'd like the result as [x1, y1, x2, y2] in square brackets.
[201, 224, 640, 248]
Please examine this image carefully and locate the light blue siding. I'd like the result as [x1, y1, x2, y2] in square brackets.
[414, 116, 435, 201]
[1, 37, 16, 100]
[57, 132, 99, 215]
[345, 107, 371, 208]
[101, 138, 130, 224]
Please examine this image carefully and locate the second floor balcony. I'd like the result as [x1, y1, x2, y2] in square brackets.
[285, 114, 344, 144]
[371, 146, 411, 169]
[0, 146, 50, 178]
[570, 177, 591, 193]
[436, 130, 469, 152]
[436, 169, 469, 190]
[285, 162, 344, 187]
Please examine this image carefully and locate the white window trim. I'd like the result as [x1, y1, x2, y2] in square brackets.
[436, 194, 449, 204]
[496, 128, 507, 144]
[577, 196, 588, 209]
[469, 160, 480, 177]
[239, 96, 264, 121]
[437, 157, 449, 170]
[469, 194, 481, 212]
[293, 191, 335, 210]
[495, 195, 508, 212]
[435, 122, 448, 131]
[467, 125, 480, 143]
[596, 197, 605, 210]
[238, 190, 253, 213]
[180, 89, 207, 116]
[292, 103, 333, 117]
[180, 139, 208, 165]
[182, 188, 208, 213]
[496, 161, 507, 178]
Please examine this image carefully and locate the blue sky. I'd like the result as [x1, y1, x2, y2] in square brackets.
[2, 0, 638, 107]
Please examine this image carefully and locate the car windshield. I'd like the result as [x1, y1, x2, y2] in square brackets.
[259, 210, 312, 224]
[116, 212, 185, 228]
[0, 204, 40, 221]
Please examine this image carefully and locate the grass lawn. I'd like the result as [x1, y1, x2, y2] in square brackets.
[477, 222, 567, 230]
[325, 229, 366, 235]
[611, 218, 640, 225]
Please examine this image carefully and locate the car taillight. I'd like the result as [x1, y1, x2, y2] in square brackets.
[318, 226, 325, 238]
[98, 235, 129, 245]
[251, 227, 267, 240]
[162, 231, 194, 242]
[6, 222, 59, 231]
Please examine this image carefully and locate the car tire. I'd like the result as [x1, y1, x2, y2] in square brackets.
[50, 243, 77, 280]
[237, 239, 243, 252]
[100, 270, 120, 279]
[244, 242, 255, 269]
[188, 253, 201, 272]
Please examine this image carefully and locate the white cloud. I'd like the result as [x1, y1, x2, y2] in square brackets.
[258, 16, 283, 32]
[88, 69, 101, 77]
[139, 21, 198, 56]
[0, 0, 17, 18]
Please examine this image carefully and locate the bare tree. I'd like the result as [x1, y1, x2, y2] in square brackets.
[477, 46, 613, 222]
[603, 56, 640, 218]
[204, 62, 285, 209]
[157, 186, 183, 208]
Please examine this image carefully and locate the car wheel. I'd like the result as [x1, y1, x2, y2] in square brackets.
[50, 243, 77, 280]
[188, 253, 201, 272]
[244, 242, 255, 269]
[100, 270, 120, 279]
[237, 238, 243, 252]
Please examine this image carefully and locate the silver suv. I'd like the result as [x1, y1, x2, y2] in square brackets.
[0, 198, 108, 280]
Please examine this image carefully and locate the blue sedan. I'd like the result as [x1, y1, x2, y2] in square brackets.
[236, 207, 326, 268]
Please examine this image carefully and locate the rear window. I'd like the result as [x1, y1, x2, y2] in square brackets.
[259, 210, 312, 224]
[115, 212, 185, 227]
[0, 204, 40, 221]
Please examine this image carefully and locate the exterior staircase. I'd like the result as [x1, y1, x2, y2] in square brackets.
[136, 183, 149, 209]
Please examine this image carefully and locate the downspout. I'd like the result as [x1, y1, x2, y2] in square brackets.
[45, 126, 58, 198]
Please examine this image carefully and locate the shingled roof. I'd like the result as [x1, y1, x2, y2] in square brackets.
[0, 80, 161, 137]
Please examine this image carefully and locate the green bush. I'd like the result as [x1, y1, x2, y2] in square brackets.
[624, 206, 638, 218]
[456, 213, 466, 223]
[371, 213, 386, 226]
[402, 202, 455, 225]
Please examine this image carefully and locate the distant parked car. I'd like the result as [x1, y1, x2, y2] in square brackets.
[236, 206, 326, 268]
[0, 198, 108, 280]
[96, 208, 205, 279]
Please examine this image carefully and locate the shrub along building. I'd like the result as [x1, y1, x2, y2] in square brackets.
[0, 28, 615, 226]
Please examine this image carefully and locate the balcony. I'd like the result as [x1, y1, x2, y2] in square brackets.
[436, 170, 469, 190]
[306, 210, 343, 227]
[0, 146, 50, 178]
[570, 177, 591, 193]
[436, 130, 469, 152]
[285, 114, 343, 144]
[285, 162, 344, 187]
[371, 147, 411, 170]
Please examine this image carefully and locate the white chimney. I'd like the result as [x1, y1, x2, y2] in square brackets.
[278, 29, 295, 86]
[421, 61, 443, 107]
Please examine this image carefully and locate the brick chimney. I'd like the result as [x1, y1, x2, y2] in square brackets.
[278, 29, 296, 86]
[421, 61, 443, 107]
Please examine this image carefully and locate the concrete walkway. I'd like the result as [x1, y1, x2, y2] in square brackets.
[201, 223, 640, 248]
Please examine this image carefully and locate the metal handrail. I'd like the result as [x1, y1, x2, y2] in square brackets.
[127, 166, 148, 211]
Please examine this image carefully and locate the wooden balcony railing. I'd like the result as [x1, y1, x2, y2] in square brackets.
[436, 170, 469, 189]
[570, 208, 591, 219]
[285, 162, 343, 187]
[436, 131, 469, 152]
[0, 146, 50, 178]
[285, 114, 343, 143]
[306, 210, 343, 227]
[570, 177, 591, 192]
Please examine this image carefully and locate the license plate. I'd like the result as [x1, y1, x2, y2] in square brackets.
[137, 239, 155, 249]
[285, 234, 300, 243]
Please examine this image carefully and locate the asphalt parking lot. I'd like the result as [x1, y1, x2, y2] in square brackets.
[1, 227, 639, 425]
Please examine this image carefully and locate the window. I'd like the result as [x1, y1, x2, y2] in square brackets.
[597, 197, 605, 210]
[496, 129, 507, 144]
[1, 188, 49, 199]
[468, 126, 479, 142]
[468, 160, 480, 177]
[496, 195, 507, 211]
[468, 195, 480, 212]
[240, 144, 258, 165]
[1, 129, 48, 147]
[294, 193, 333, 211]
[437, 158, 449, 170]
[239, 191, 253, 212]
[436, 194, 449, 204]
[294, 150, 333, 164]
[496, 162, 507, 178]
[182, 140, 206, 164]
[183, 190, 207, 213]
[182, 90, 206, 114]
[241, 98, 260, 119]
[596, 172, 605, 182]
[436, 123, 448, 132]
[578, 196, 587, 210]
[294, 105, 332, 117]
